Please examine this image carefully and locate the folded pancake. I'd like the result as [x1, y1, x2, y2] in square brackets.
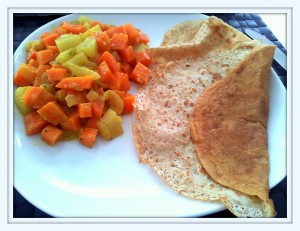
[160, 19, 206, 46]
[133, 16, 275, 217]
[190, 45, 275, 201]
[161, 16, 252, 47]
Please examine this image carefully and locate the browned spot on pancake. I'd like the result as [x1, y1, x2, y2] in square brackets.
[212, 72, 222, 81]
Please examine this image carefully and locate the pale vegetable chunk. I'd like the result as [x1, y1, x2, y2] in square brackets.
[65, 63, 100, 80]
[102, 90, 124, 115]
[55, 34, 82, 52]
[78, 15, 93, 25]
[63, 52, 88, 66]
[55, 48, 76, 64]
[79, 24, 102, 41]
[14, 87, 33, 115]
[98, 108, 123, 140]
[76, 37, 98, 58]
[26, 40, 43, 52]
[40, 83, 55, 94]
[132, 43, 146, 53]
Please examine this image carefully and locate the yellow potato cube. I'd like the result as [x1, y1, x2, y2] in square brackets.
[98, 109, 124, 141]
[14, 87, 33, 115]
[55, 48, 76, 64]
[55, 34, 82, 52]
[65, 63, 100, 80]
[76, 37, 98, 58]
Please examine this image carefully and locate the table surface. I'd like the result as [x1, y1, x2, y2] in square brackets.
[13, 13, 287, 218]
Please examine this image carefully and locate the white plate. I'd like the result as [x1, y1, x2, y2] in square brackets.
[13, 13, 287, 218]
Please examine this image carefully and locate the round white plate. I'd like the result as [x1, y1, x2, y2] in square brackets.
[13, 13, 287, 218]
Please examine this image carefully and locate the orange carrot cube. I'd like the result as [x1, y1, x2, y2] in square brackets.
[37, 101, 67, 125]
[41, 124, 63, 146]
[23, 111, 48, 136]
[79, 128, 98, 148]
[78, 102, 92, 118]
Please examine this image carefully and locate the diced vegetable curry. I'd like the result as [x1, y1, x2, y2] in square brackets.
[14, 15, 152, 148]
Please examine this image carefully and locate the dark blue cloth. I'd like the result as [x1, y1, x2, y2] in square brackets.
[13, 13, 287, 218]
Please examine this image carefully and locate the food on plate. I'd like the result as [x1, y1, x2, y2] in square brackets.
[14, 15, 152, 147]
[161, 16, 251, 47]
[190, 45, 274, 201]
[133, 16, 275, 217]
[160, 19, 205, 46]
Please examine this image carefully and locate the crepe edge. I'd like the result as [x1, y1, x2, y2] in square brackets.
[132, 122, 275, 218]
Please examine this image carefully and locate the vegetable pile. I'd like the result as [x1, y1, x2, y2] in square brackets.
[14, 15, 152, 148]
